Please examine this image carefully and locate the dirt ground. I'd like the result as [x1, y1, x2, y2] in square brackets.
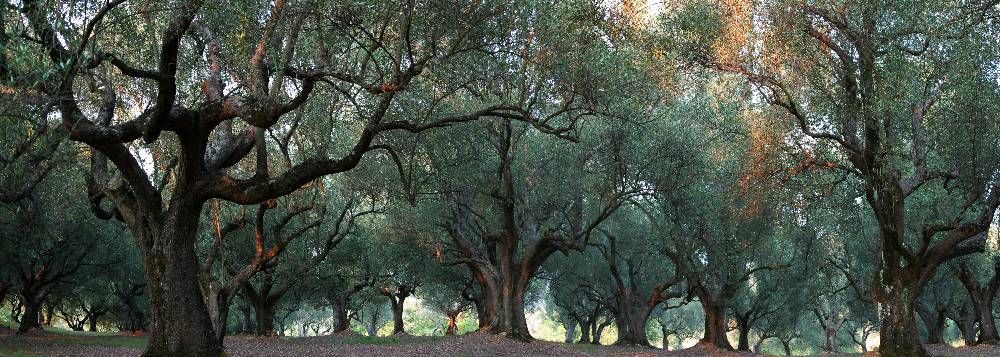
[1, 327, 997, 356]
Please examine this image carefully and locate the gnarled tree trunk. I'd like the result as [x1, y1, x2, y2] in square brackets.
[446, 311, 460, 335]
[948, 304, 979, 346]
[957, 261, 1000, 344]
[576, 316, 593, 344]
[138, 213, 223, 357]
[875, 278, 924, 357]
[698, 300, 732, 350]
[562, 318, 576, 343]
[381, 284, 413, 335]
[472, 270, 533, 340]
[16, 296, 43, 333]
[254, 300, 276, 336]
[593, 316, 613, 344]
[330, 295, 351, 333]
[612, 302, 655, 346]
[917, 305, 946, 344]
[734, 311, 752, 351]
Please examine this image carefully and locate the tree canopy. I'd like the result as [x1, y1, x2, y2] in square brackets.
[1, 1, 998, 357]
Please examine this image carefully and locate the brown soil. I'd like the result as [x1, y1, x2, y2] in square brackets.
[1, 330, 997, 357]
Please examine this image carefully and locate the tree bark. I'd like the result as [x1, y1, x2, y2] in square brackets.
[330, 296, 351, 333]
[613, 305, 653, 346]
[823, 327, 837, 352]
[735, 312, 751, 351]
[563, 318, 576, 343]
[814, 308, 847, 353]
[446, 312, 459, 336]
[876, 280, 926, 357]
[240, 302, 256, 334]
[752, 335, 769, 354]
[204, 289, 233, 343]
[471, 300, 486, 329]
[577, 317, 592, 344]
[472, 270, 533, 340]
[698, 300, 732, 350]
[598, 233, 679, 347]
[138, 213, 223, 357]
[593, 316, 613, 344]
[957, 261, 1000, 344]
[254, 300, 276, 336]
[17, 298, 42, 333]
[43, 304, 55, 326]
[917, 305, 946, 344]
[382, 284, 413, 335]
[948, 305, 979, 346]
[390, 298, 405, 334]
[973, 296, 999, 344]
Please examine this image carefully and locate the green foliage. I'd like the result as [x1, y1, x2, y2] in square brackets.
[2, 0, 999, 353]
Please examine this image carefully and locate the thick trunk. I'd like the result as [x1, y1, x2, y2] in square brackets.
[254, 300, 276, 336]
[563, 319, 576, 343]
[472, 300, 486, 329]
[239, 302, 255, 334]
[917, 306, 946, 344]
[956, 319, 977, 346]
[950, 307, 979, 346]
[88, 318, 99, 332]
[139, 212, 223, 357]
[738, 329, 750, 351]
[331, 297, 350, 333]
[867, 182, 936, 357]
[957, 263, 1000, 345]
[507, 272, 532, 340]
[204, 290, 232, 343]
[735, 314, 751, 351]
[475, 275, 531, 340]
[698, 301, 732, 350]
[119, 295, 147, 333]
[613, 304, 653, 346]
[593, 317, 611, 344]
[815, 310, 846, 353]
[364, 315, 379, 337]
[973, 295, 1000, 344]
[876, 281, 927, 357]
[822, 326, 838, 352]
[16, 297, 42, 333]
[390, 297, 406, 334]
[577, 318, 592, 344]
[43, 304, 55, 326]
[446, 313, 459, 335]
